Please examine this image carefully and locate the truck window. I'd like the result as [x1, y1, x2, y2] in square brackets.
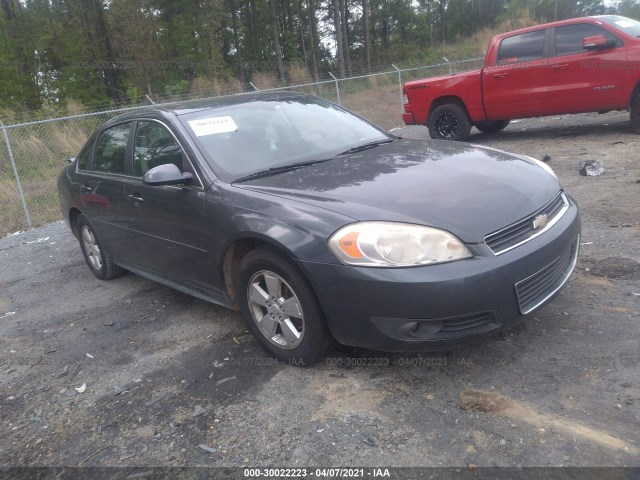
[497, 30, 546, 64]
[554, 24, 621, 56]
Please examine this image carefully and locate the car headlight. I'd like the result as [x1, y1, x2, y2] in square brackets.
[525, 155, 558, 180]
[328, 222, 472, 267]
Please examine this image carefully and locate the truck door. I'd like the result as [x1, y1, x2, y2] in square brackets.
[483, 28, 550, 118]
[547, 23, 626, 113]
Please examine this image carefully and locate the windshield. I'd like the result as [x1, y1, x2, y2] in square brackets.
[179, 96, 391, 182]
[599, 15, 640, 38]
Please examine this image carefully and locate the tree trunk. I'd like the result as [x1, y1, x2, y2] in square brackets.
[332, 0, 345, 78]
[247, 1, 259, 55]
[229, 0, 246, 85]
[269, 0, 285, 81]
[296, 2, 309, 74]
[307, 0, 319, 82]
[340, 0, 352, 76]
[85, 0, 121, 101]
[363, 0, 371, 74]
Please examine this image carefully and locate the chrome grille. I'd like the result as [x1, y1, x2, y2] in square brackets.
[515, 239, 579, 314]
[485, 193, 569, 255]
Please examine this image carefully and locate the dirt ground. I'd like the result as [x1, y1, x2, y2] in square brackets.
[1, 111, 639, 475]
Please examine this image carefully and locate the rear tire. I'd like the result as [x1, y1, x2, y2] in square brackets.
[428, 103, 472, 141]
[475, 120, 510, 134]
[76, 214, 124, 280]
[236, 246, 335, 365]
[631, 94, 640, 134]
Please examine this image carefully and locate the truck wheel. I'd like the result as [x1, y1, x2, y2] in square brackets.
[428, 103, 472, 141]
[475, 120, 510, 134]
[631, 94, 640, 134]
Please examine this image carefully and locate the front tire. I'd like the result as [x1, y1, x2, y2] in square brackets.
[236, 247, 335, 365]
[76, 214, 123, 280]
[631, 94, 640, 134]
[428, 103, 472, 141]
[475, 119, 510, 134]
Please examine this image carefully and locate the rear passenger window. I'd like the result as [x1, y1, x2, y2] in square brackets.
[76, 140, 94, 170]
[93, 123, 131, 174]
[497, 30, 546, 64]
[555, 24, 621, 56]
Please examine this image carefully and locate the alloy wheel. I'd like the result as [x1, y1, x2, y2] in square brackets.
[247, 270, 305, 349]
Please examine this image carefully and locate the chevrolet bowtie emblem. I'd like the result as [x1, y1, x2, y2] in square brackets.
[533, 213, 548, 230]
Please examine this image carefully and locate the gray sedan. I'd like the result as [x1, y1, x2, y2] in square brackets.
[57, 92, 580, 364]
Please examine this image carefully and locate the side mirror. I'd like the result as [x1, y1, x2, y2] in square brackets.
[143, 163, 193, 186]
[67, 156, 76, 164]
[582, 35, 617, 51]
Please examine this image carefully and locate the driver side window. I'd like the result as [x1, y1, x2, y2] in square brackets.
[133, 121, 187, 177]
[554, 24, 621, 57]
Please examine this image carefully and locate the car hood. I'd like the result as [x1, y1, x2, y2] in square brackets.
[235, 140, 562, 243]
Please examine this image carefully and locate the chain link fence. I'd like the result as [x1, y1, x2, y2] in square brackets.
[0, 57, 484, 237]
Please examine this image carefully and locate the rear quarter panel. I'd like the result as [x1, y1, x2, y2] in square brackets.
[57, 164, 78, 227]
[404, 70, 486, 124]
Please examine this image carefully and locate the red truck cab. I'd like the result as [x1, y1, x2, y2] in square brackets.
[402, 15, 640, 140]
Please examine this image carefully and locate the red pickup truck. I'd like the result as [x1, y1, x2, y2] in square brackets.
[402, 15, 640, 140]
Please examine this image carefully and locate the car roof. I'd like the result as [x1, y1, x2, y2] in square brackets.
[493, 15, 624, 39]
[103, 91, 312, 126]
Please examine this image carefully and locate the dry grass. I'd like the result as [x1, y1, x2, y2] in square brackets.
[286, 62, 312, 85]
[66, 99, 86, 116]
[251, 71, 280, 90]
[191, 75, 245, 97]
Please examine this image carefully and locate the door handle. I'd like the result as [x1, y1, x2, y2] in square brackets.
[494, 73, 508, 79]
[550, 63, 569, 70]
[81, 185, 93, 193]
[127, 194, 144, 204]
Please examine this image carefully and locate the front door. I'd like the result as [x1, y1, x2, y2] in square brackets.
[121, 120, 217, 295]
[547, 23, 626, 113]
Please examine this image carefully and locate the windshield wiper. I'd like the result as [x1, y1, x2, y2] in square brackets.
[337, 138, 394, 156]
[233, 158, 334, 183]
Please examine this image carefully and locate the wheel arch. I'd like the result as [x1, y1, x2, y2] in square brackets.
[68, 207, 83, 239]
[221, 235, 322, 312]
[428, 95, 470, 118]
[629, 80, 640, 109]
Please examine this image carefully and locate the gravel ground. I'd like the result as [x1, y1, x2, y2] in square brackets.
[0, 111, 639, 473]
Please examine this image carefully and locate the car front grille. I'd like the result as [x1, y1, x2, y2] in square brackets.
[515, 238, 579, 315]
[485, 193, 569, 255]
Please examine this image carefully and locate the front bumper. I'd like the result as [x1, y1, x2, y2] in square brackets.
[298, 197, 580, 352]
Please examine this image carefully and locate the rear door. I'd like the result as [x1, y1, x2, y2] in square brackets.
[120, 120, 215, 293]
[483, 28, 551, 118]
[547, 23, 626, 112]
[76, 122, 133, 264]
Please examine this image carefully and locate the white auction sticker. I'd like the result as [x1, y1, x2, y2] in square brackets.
[188, 116, 238, 136]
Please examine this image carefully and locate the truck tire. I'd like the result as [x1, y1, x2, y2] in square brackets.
[428, 103, 472, 141]
[475, 120, 510, 134]
[631, 94, 640, 134]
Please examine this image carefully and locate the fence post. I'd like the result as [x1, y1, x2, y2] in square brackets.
[391, 64, 404, 114]
[0, 119, 32, 229]
[328, 72, 341, 106]
[249, 82, 260, 91]
[443, 57, 452, 75]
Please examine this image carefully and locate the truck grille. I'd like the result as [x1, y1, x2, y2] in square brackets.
[485, 193, 569, 255]
[515, 238, 579, 315]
